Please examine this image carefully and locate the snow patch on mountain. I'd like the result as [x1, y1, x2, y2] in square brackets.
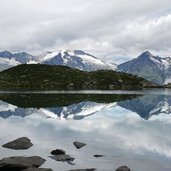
[0, 58, 21, 71]
[39, 51, 60, 62]
[0, 58, 20, 66]
[27, 60, 39, 64]
[42, 49, 117, 71]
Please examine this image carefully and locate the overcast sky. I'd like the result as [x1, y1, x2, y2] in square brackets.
[0, 0, 171, 63]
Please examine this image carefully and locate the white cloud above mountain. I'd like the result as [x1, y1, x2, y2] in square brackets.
[0, 0, 171, 62]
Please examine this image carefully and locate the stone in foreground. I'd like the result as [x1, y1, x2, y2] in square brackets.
[93, 154, 104, 158]
[116, 166, 131, 171]
[50, 149, 65, 155]
[2, 137, 33, 150]
[0, 156, 46, 171]
[73, 141, 86, 149]
[22, 168, 53, 171]
[69, 169, 96, 171]
[50, 154, 74, 162]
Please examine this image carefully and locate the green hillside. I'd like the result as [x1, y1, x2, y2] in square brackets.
[0, 64, 145, 90]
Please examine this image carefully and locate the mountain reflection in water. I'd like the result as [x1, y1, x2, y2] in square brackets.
[0, 93, 137, 120]
[0, 92, 170, 120]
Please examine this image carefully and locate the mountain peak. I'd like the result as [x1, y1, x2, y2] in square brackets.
[59, 49, 87, 56]
[14, 52, 29, 55]
[74, 50, 86, 54]
[138, 51, 153, 59]
[1, 50, 11, 53]
[60, 49, 68, 53]
[0, 50, 13, 58]
[143, 50, 152, 55]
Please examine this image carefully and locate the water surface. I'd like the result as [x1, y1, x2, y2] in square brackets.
[0, 90, 171, 171]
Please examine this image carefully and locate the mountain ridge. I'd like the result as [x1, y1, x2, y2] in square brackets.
[0, 49, 116, 72]
[0, 49, 171, 85]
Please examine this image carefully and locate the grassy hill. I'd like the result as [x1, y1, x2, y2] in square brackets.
[0, 64, 145, 90]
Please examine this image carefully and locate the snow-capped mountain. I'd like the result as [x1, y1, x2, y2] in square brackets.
[41, 49, 116, 71]
[0, 50, 116, 72]
[117, 51, 171, 85]
[0, 51, 36, 71]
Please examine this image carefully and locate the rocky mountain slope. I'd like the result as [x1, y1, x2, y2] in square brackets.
[117, 51, 171, 85]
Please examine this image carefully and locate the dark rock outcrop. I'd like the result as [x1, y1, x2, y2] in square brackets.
[50, 154, 74, 162]
[0, 156, 45, 171]
[73, 141, 86, 149]
[50, 148, 74, 163]
[93, 154, 104, 158]
[116, 166, 131, 171]
[69, 169, 96, 171]
[22, 168, 53, 171]
[2, 137, 33, 150]
[50, 149, 65, 155]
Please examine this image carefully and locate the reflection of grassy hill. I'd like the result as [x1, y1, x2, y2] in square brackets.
[0, 93, 140, 108]
[0, 64, 145, 90]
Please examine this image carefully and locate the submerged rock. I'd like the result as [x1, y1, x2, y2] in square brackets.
[73, 141, 86, 149]
[116, 166, 131, 171]
[2, 137, 33, 150]
[50, 148, 74, 163]
[22, 168, 53, 171]
[0, 156, 46, 171]
[69, 169, 96, 171]
[50, 149, 65, 155]
[50, 154, 74, 162]
[93, 154, 104, 158]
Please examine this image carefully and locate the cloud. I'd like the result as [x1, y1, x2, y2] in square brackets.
[0, 0, 171, 61]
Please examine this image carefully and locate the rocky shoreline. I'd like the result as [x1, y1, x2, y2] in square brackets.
[0, 137, 131, 171]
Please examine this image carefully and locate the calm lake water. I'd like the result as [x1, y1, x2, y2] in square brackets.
[0, 89, 171, 171]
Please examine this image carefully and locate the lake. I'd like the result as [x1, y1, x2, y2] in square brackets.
[0, 89, 171, 171]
